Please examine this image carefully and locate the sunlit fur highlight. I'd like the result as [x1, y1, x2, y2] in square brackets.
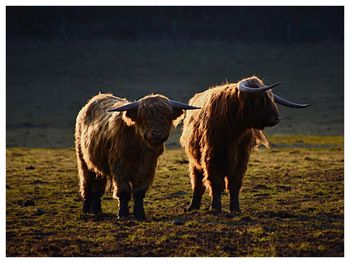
[75, 93, 184, 212]
[180, 76, 278, 211]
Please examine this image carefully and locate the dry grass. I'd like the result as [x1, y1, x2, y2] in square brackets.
[6, 135, 343, 256]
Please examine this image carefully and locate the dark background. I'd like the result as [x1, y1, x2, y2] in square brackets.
[6, 6, 344, 147]
[7, 6, 343, 42]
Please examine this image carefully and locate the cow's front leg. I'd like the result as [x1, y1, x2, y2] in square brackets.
[133, 188, 147, 220]
[83, 191, 103, 214]
[210, 187, 222, 214]
[114, 180, 131, 219]
[117, 191, 130, 218]
[229, 188, 241, 213]
[82, 195, 92, 213]
[228, 174, 242, 213]
[228, 147, 249, 213]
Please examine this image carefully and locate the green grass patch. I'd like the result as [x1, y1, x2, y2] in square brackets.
[268, 134, 344, 147]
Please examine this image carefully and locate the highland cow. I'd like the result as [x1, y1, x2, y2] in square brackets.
[75, 93, 199, 219]
[180, 76, 310, 213]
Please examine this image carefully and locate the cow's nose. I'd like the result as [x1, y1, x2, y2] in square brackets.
[151, 130, 163, 138]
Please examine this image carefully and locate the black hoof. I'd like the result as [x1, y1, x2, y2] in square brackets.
[135, 214, 146, 221]
[229, 203, 241, 214]
[82, 196, 102, 214]
[209, 208, 222, 215]
[230, 208, 241, 214]
[184, 198, 202, 212]
[90, 196, 102, 214]
[82, 198, 91, 213]
[134, 208, 146, 220]
[117, 213, 129, 220]
[118, 208, 129, 219]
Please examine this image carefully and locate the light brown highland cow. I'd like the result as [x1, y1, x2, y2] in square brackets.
[75, 93, 199, 219]
[180, 76, 310, 213]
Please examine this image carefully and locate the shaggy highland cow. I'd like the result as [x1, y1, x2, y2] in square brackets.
[180, 76, 310, 213]
[75, 93, 199, 219]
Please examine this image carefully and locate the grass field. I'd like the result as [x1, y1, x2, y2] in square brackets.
[6, 135, 344, 257]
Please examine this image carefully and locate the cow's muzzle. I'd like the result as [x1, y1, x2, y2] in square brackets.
[148, 130, 167, 145]
[266, 116, 281, 127]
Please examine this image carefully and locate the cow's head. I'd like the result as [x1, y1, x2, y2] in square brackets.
[109, 94, 200, 146]
[237, 76, 310, 130]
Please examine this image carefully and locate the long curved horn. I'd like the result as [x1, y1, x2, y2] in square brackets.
[169, 100, 201, 110]
[238, 81, 282, 93]
[108, 101, 140, 112]
[273, 94, 311, 108]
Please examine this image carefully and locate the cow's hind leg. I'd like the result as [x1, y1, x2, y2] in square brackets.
[88, 174, 106, 214]
[77, 154, 93, 213]
[186, 165, 205, 211]
[204, 159, 225, 214]
[77, 145, 105, 214]
[77, 148, 88, 212]
[210, 181, 224, 214]
[80, 169, 106, 214]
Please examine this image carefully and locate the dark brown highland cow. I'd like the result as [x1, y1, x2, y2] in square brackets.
[75, 93, 199, 219]
[180, 76, 310, 213]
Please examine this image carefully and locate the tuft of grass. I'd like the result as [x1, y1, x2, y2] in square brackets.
[6, 136, 343, 256]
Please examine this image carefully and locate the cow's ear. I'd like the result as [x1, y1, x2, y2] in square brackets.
[122, 109, 138, 126]
[171, 108, 185, 127]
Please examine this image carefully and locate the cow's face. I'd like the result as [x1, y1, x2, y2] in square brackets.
[238, 77, 281, 130]
[250, 91, 281, 129]
[123, 96, 184, 146]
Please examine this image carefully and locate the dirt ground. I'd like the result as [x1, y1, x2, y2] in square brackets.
[6, 135, 343, 256]
[6, 39, 343, 147]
